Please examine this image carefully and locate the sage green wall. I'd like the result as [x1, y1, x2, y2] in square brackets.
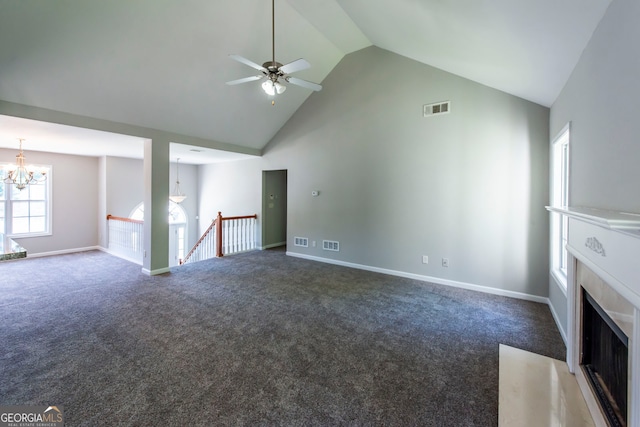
[202, 46, 551, 298]
[262, 170, 287, 248]
[548, 0, 639, 339]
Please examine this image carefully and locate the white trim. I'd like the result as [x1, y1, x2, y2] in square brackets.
[99, 246, 143, 265]
[262, 241, 286, 250]
[142, 266, 171, 276]
[547, 206, 640, 236]
[550, 269, 568, 297]
[27, 246, 100, 258]
[286, 252, 548, 304]
[547, 295, 568, 346]
[566, 251, 577, 372]
[8, 231, 53, 239]
[632, 308, 640, 427]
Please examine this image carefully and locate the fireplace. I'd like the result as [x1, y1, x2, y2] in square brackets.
[547, 206, 640, 427]
[581, 289, 628, 426]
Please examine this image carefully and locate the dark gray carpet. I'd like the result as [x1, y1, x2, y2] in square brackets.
[0, 249, 565, 426]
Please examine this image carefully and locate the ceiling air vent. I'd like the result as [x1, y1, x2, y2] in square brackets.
[423, 101, 451, 117]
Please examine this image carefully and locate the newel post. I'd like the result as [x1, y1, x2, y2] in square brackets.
[216, 211, 223, 257]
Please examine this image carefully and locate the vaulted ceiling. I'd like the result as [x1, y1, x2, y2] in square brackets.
[0, 0, 611, 160]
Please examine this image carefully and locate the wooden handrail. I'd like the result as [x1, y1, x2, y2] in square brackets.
[221, 214, 258, 222]
[107, 214, 143, 224]
[181, 211, 258, 263]
[180, 218, 217, 265]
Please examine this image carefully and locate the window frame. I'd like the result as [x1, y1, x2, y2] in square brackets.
[550, 123, 570, 289]
[0, 163, 52, 238]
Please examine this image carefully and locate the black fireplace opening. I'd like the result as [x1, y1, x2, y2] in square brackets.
[581, 289, 628, 427]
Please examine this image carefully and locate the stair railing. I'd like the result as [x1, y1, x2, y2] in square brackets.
[181, 211, 257, 265]
[106, 214, 144, 263]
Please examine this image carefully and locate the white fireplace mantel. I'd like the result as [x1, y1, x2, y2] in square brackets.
[547, 206, 640, 309]
[546, 206, 640, 236]
[547, 206, 640, 426]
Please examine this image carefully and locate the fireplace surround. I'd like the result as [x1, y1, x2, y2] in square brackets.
[582, 286, 629, 426]
[548, 207, 640, 426]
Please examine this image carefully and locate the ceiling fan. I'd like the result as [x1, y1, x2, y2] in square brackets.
[226, 0, 322, 104]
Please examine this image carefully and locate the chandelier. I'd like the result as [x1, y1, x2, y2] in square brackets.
[169, 158, 186, 204]
[3, 138, 47, 191]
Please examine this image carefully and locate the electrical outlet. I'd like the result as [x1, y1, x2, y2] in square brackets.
[422, 255, 429, 264]
[312, 241, 316, 248]
[442, 258, 449, 267]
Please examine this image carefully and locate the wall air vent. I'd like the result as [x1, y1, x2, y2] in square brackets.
[423, 101, 451, 117]
[322, 240, 339, 251]
[294, 237, 308, 247]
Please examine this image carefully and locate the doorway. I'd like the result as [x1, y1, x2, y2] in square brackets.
[262, 170, 287, 249]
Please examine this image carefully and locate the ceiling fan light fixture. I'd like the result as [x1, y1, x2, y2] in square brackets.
[226, 0, 322, 98]
[261, 79, 286, 96]
[262, 80, 276, 96]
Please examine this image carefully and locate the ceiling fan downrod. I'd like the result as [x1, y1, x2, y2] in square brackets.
[272, 0, 276, 67]
[225, 0, 323, 99]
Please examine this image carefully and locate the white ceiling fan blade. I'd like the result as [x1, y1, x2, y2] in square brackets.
[286, 77, 322, 92]
[279, 58, 310, 75]
[229, 54, 267, 72]
[225, 75, 263, 86]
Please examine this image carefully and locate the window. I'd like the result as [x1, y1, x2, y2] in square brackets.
[0, 166, 51, 237]
[551, 124, 570, 286]
[130, 201, 187, 265]
[129, 201, 186, 225]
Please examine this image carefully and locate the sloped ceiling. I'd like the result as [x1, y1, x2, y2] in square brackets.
[0, 0, 610, 161]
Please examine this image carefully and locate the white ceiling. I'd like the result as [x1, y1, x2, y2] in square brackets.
[0, 0, 611, 162]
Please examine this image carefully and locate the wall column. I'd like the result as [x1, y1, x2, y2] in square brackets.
[142, 137, 170, 275]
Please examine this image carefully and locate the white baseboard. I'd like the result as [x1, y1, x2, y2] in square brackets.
[98, 247, 143, 266]
[548, 273, 569, 347]
[261, 241, 286, 250]
[142, 267, 171, 276]
[101, 247, 167, 275]
[27, 246, 101, 258]
[547, 297, 568, 346]
[286, 252, 549, 304]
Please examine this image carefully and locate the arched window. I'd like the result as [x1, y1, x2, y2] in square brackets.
[130, 201, 187, 266]
[129, 201, 187, 224]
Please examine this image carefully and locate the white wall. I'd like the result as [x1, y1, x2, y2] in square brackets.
[548, 0, 640, 337]
[1, 148, 99, 254]
[169, 160, 199, 250]
[101, 156, 200, 251]
[105, 156, 144, 217]
[0, 149, 201, 257]
[198, 158, 262, 244]
[201, 46, 551, 298]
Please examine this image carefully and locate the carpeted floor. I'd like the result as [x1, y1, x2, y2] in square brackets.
[0, 248, 565, 426]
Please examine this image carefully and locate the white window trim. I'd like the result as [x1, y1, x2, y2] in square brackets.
[550, 123, 570, 289]
[1, 163, 52, 238]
